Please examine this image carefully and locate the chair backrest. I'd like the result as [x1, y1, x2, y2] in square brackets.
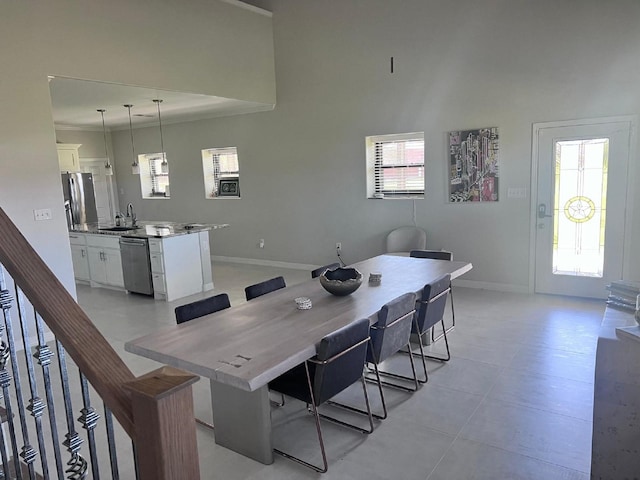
[414, 274, 450, 334]
[409, 249, 453, 261]
[311, 263, 341, 279]
[175, 293, 231, 324]
[312, 318, 370, 405]
[367, 292, 416, 364]
[386, 226, 427, 253]
[245, 276, 286, 301]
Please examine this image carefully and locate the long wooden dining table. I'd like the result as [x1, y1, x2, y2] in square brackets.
[125, 254, 472, 464]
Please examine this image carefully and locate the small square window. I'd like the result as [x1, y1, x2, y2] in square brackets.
[366, 132, 425, 199]
[139, 153, 170, 199]
[202, 147, 240, 198]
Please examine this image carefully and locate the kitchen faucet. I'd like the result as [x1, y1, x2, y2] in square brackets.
[126, 203, 137, 226]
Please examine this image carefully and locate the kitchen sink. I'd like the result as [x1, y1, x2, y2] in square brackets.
[99, 226, 140, 232]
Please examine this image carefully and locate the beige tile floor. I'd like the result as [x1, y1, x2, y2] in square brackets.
[76, 261, 603, 479]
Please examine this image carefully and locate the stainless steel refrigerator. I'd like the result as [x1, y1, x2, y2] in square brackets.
[61, 172, 98, 228]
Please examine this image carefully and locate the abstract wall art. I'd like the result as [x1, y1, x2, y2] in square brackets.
[448, 127, 499, 202]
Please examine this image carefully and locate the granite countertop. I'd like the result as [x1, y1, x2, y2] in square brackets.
[70, 220, 230, 238]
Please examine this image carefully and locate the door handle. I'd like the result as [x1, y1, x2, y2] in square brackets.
[538, 203, 553, 219]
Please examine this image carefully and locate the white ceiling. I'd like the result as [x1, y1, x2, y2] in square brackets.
[49, 77, 273, 130]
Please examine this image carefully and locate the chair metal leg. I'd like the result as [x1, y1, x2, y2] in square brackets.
[329, 361, 387, 420]
[399, 316, 430, 383]
[400, 317, 451, 385]
[270, 392, 286, 407]
[331, 339, 419, 420]
[195, 417, 215, 430]
[425, 319, 450, 362]
[273, 365, 374, 473]
[367, 340, 419, 393]
[432, 285, 455, 342]
[273, 362, 328, 473]
[318, 374, 375, 433]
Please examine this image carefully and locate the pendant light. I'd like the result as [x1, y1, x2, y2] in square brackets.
[97, 109, 113, 175]
[153, 99, 169, 174]
[125, 104, 139, 174]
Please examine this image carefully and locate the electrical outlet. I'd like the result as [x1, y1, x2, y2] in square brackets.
[259, 238, 265, 249]
[33, 208, 52, 221]
[336, 242, 341, 251]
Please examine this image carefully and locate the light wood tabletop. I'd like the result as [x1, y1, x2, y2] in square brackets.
[125, 254, 472, 392]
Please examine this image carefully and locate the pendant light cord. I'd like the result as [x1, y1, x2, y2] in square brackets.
[98, 109, 109, 159]
[154, 99, 166, 162]
[125, 104, 136, 163]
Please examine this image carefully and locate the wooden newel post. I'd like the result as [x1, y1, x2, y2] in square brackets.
[124, 366, 201, 480]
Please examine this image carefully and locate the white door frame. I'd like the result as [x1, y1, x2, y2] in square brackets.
[529, 115, 637, 294]
[79, 158, 118, 222]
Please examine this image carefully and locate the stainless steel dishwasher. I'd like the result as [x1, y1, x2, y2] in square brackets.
[119, 237, 154, 295]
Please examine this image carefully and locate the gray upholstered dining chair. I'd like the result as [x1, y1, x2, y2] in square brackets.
[311, 262, 341, 278]
[245, 276, 286, 301]
[175, 293, 231, 324]
[244, 275, 288, 406]
[407, 274, 451, 383]
[269, 318, 374, 473]
[385, 226, 427, 254]
[409, 249, 456, 340]
[174, 292, 231, 429]
[329, 292, 418, 420]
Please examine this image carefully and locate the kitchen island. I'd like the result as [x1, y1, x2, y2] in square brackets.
[68, 221, 229, 301]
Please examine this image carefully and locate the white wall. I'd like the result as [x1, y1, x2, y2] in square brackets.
[56, 129, 113, 160]
[108, 0, 640, 291]
[0, 0, 275, 294]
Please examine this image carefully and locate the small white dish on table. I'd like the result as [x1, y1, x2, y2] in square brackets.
[295, 297, 312, 310]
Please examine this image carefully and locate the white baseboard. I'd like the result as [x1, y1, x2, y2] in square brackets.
[213, 256, 532, 293]
[453, 278, 530, 294]
[212, 255, 318, 271]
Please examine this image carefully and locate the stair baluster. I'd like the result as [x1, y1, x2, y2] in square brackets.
[33, 312, 65, 479]
[0, 283, 30, 479]
[17, 291, 50, 478]
[0, 205, 200, 479]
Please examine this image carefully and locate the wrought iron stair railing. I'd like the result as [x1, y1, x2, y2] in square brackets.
[0, 206, 200, 479]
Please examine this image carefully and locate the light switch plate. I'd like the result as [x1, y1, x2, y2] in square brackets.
[507, 187, 527, 198]
[33, 208, 52, 221]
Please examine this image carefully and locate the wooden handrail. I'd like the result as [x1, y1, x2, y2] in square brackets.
[0, 206, 202, 478]
[0, 207, 136, 436]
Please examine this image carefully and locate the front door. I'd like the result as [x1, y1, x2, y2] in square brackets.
[534, 118, 634, 298]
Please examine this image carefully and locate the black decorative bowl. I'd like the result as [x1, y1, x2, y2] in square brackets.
[319, 267, 363, 296]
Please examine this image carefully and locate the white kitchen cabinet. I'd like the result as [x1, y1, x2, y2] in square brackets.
[149, 244, 166, 295]
[104, 248, 124, 287]
[57, 144, 82, 172]
[69, 233, 90, 282]
[87, 247, 108, 284]
[199, 231, 213, 291]
[149, 234, 208, 301]
[86, 234, 124, 289]
[69, 227, 214, 300]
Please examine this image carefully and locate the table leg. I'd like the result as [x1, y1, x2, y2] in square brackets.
[210, 380, 274, 464]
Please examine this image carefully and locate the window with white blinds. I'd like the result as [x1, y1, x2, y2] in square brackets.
[366, 132, 425, 198]
[139, 153, 170, 199]
[202, 147, 240, 198]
